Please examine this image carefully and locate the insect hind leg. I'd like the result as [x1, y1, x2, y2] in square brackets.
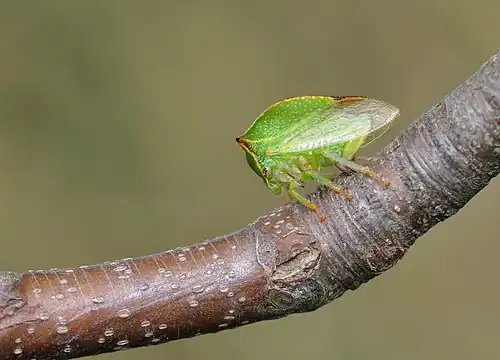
[322, 152, 391, 188]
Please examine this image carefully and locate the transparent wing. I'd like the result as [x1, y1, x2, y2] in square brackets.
[274, 98, 399, 153]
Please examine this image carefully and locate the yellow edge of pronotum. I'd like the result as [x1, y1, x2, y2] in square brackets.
[236, 137, 258, 161]
[236, 137, 266, 177]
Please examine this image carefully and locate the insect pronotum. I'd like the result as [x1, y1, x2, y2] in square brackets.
[236, 95, 400, 222]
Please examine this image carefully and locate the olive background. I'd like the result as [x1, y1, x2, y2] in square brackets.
[1, 1, 499, 359]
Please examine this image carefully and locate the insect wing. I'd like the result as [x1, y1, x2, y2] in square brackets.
[275, 98, 399, 153]
[358, 99, 400, 148]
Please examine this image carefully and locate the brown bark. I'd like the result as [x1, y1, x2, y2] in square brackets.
[1, 50, 499, 360]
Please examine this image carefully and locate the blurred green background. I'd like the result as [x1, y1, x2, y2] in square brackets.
[1, 1, 499, 359]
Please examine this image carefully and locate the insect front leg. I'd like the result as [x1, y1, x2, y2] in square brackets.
[322, 152, 391, 188]
[304, 170, 353, 201]
[286, 181, 326, 222]
[278, 165, 305, 187]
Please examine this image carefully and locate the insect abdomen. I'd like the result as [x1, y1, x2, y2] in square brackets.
[341, 136, 366, 160]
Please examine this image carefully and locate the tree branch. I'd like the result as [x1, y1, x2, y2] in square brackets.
[1, 50, 499, 360]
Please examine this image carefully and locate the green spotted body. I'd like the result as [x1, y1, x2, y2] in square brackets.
[236, 96, 399, 221]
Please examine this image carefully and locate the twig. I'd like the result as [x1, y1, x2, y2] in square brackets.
[1, 50, 499, 360]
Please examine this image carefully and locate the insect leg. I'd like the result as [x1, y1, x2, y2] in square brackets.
[334, 164, 355, 175]
[305, 170, 353, 201]
[352, 155, 372, 162]
[286, 182, 326, 222]
[320, 170, 340, 179]
[324, 152, 391, 188]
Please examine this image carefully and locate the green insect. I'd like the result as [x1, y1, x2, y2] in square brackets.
[236, 96, 399, 221]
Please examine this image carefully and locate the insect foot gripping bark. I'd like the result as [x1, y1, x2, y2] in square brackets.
[237, 95, 400, 221]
